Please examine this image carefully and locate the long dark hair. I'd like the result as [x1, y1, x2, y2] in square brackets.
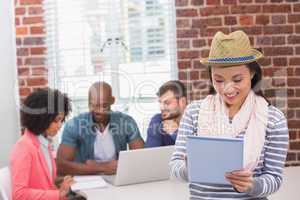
[208, 62, 269, 104]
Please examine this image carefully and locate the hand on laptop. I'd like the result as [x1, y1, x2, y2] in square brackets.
[86, 159, 118, 175]
[162, 119, 179, 135]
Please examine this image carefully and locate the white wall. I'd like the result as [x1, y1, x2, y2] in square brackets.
[0, 0, 20, 167]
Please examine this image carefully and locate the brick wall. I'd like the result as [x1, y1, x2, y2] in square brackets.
[175, 0, 300, 166]
[14, 0, 300, 165]
[15, 0, 47, 100]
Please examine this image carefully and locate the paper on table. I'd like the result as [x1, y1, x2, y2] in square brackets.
[71, 175, 107, 191]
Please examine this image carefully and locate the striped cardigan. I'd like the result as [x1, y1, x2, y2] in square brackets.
[170, 100, 289, 200]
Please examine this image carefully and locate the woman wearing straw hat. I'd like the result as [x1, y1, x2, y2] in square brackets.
[170, 30, 289, 199]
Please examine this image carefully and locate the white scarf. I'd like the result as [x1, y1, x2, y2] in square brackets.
[197, 90, 269, 170]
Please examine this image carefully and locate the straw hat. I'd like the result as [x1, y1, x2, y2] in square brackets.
[200, 30, 263, 67]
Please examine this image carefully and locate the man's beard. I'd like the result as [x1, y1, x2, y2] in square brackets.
[161, 109, 181, 120]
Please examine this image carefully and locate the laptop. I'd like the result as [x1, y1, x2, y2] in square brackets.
[186, 135, 244, 185]
[102, 145, 174, 186]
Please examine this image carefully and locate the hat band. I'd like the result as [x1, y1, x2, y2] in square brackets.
[208, 55, 255, 63]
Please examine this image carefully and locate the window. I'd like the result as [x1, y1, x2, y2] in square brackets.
[44, 0, 178, 138]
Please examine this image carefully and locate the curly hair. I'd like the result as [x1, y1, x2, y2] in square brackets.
[21, 88, 71, 135]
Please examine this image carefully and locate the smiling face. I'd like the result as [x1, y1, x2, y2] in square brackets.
[211, 65, 253, 109]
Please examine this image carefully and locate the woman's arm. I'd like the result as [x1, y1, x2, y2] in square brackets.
[170, 102, 198, 182]
[242, 108, 289, 197]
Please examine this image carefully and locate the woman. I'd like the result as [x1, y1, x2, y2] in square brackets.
[10, 88, 74, 200]
[170, 30, 289, 199]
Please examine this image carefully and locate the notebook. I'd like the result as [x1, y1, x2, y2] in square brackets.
[71, 175, 107, 191]
[186, 135, 244, 185]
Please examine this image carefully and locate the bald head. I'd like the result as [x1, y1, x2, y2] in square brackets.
[88, 81, 113, 102]
[88, 82, 115, 124]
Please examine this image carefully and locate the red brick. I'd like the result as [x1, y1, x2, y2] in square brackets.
[207, 0, 221, 5]
[263, 25, 293, 35]
[30, 47, 46, 55]
[30, 26, 45, 35]
[17, 58, 23, 66]
[193, 60, 207, 69]
[177, 40, 190, 49]
[290, 141, 300, 150]
[18, 68, 30, 76]
[262, 4, 291, 13]
[287, 109, 295, 119]
[23, 16, 43, 25]
[25, 58, 45, 65]
[176, 19, 190, 28]
[296, 25, 300, 34]
[200, 6, 229, 16]
[272, 36, 286, 45]
[223, 0, 237, 4]
[19, 87, 31, 97]
[255, 0, 267, 2]
[23, 37, 44, 45]
[191, 0, 204, 5]
[271, 15, 286, 24]
[288, 99, 300, 108]
[294, 3, 300, 12]
[16, 19, 22, 28]
[190, 71, 199, 80]
[288, 14, 300, 23]
[256, 36, 271, 45]
[20, 0, 42, 5]
[270, 0, 283, 2]
[178, 61, 191, 69]
[296, 89, 300, 97]
[296, 47, 300, 55]
[16, 27, 28, 36]
[31, 67, 48, 76]
[19, 79, 26, 87]
[28, 6, 44, 15]
[239, 0, 252, 3]
[175, 0, 189, 6]
[231, 5, 261, 14]
[17, 48, 29, 56]
[296, 110, 300, 118]
[15, 7, 26, 15]
[295, 68, 300, 75]
[177, 29, 199, 38]
[177, 50, 200, 59]
[225, 16, 237, 25]
[192, 39, 206, 48]
[273, 57, 287, 66]
[264, 47, 293, 56]
[286, 152, 296, 161]
[16, 38, 22, 46]
[179, 71, 189, 80]
[239, 16, 253, 26]
[255, 15, 269, 25]
[288, 78, 300, 87]
[231, 26, 262, 35]
[288, 36, 300, 44]
[176, 9, 198, 17]
[192, 18, 223, 28]
[26, 77, 48, 87]
[201, 27, 230, 37]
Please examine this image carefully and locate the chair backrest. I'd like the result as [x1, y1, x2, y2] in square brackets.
[0, 167, 11, 200]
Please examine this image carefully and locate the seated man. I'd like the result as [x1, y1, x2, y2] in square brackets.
[57, 81, 144, 175]
[145, 80, 187, 148]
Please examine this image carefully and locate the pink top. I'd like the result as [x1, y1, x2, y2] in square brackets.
[10, 129, 61, 200]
